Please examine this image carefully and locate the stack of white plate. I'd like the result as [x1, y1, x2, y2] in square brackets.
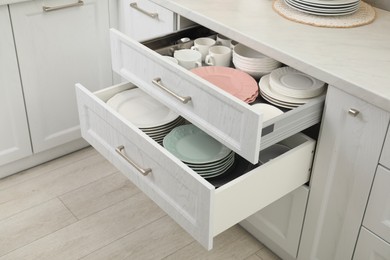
[163, 124, 235, 178]
[107, 88, 185, 144]
[284, 0, 360, 16]
[259, 66, 326, 109]
[233, 44, 282, 78]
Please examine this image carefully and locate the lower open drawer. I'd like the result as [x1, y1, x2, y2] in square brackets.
[75, 82, 316, 250]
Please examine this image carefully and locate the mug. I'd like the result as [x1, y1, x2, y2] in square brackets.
[163, 56, 179, 64]
[174, 49, 202, 69]
[190, 37, 216, 61]
[205, 46, 232, 67]
[216, 34, 232, 47]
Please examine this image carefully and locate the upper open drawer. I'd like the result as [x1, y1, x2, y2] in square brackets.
[110, 27, 324, 164]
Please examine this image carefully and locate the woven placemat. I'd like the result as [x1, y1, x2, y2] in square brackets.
[273, 0, 376, 28]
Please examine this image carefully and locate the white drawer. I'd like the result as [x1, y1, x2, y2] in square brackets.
[363, 165, 390, 244]
[380, 127, 390, 169]
[240, 185, 309, 260]
[354, 227, 390, 260]
[118, 0, 176, 41]
[75, 82, 316, 250]
[109, 27, 324, 164]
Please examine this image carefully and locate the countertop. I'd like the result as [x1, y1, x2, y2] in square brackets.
[151, 0, 390, 112]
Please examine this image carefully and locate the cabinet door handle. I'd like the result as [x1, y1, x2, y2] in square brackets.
[42, 0, 84, 12]
[115, 145, 151, 176]
[152, 78, 192, 104]
[130, 2, 159, 19]
[348, 108, 360, 117]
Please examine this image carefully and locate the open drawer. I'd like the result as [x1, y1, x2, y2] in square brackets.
[110, 27, 324, 164]
[75, 82, 316, 250]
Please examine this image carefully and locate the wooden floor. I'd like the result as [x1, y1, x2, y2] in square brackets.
[0, 147, 280, 260]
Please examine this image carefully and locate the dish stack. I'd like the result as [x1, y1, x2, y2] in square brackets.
[233, 44, 282, 78]
[163, 124, 235, 179]
[284, 0, 360, 16]
[259, 66, 326, 109]
[107, 88, 185, 145]
[191, 66, 259, 103]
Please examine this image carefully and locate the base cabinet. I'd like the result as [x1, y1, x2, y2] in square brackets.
[9, 0, 113, 154]
[240, 185, 309, 260]
[353, 227, 390, 260]
[0, 5, 32, 168]
[298, 86, 390, 260]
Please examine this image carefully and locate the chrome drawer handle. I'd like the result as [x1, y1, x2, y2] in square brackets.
[115, 145, 151, 176]
[152, 78, 192, 104]
[42, 0, 84, 12]
[348, 108, 360, 117]
[130, 2, 159, 19]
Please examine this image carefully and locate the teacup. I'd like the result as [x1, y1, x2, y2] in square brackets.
[190, 37, 216, 61]
[174, 49, 202, 69]
[205, 46, 232, 67]
[216, 34, 232, 47]
[163, 56, 179, 64]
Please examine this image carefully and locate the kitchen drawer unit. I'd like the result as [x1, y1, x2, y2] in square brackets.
[353, 227, 390, 260]
[363, 165, 390, 244]
[75, 82, 316, 250]
[381, 127, 390, 169]
[109, 26, 324, 164]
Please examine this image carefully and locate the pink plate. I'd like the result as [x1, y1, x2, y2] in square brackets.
[191, 66, 259, 102]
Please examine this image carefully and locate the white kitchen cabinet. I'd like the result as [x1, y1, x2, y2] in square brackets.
[240, 185, 309, 260]
[363, 166, 390, 244]
[0, 5, 32, 169]
[353, 227, 390, 260]
[380, 129, 390, 168]
[298, 86, 390, 260]
[117, 0, 176, 41]
[9, 0, 113, 153]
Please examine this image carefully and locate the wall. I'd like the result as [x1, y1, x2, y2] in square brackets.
[366, 0, 390, 11]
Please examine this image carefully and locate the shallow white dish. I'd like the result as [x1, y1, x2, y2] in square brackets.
[251, 103, 284, 121]
[107, 88, 179, 128]
[269, 67, 326, 98]
[163, 124, 232, 164]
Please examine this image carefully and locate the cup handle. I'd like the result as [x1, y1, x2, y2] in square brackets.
[205, 55, 214, 66]
[195, 61, 202, 67]
[190, 46, 198, 51]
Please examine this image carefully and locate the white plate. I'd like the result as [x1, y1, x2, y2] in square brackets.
[285, 0, 358, 15]
[288, 0, 359, 12]
[251, 103, 284, 121]
[259, 74, 325, 105]
[293, 0, 359, 7]
[163, 124, 232, 164]
[269, 67, 326, 98]
[107, 88, 179, 128]
[260, 90, 299, 109]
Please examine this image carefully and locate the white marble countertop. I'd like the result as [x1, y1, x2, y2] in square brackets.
[151, 0, 390, 111]
[0, 0, 28, 5]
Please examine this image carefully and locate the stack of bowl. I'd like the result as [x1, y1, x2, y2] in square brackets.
[233, 44, 282, 78]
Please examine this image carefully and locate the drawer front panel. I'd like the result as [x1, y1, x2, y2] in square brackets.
[364, 165, 390, 244]
[110, 28, 262, 164]
[76, 83, 215, 249]
[354, 227, 390, 260]
[381, 127, 390, 169]
[119, 0, 175, 41]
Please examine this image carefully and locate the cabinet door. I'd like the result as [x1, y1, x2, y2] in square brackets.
[9, 0, 113, 153]
[354, 227, 390, 260]
[0, 5, 32, 169]
[298, 86, 390, 260]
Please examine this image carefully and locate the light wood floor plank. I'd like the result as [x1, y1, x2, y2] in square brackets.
[59, 172, 140, 219]
[0, 147, 95, 191]
[0, 153, 117, 221]
[255, 247, 281, 260]
[0, 193, 165, 260]
[162, 225, 264, 260]
[245, 254, 263, 260]
[0, 198, 77, 257]
[81, 215, 193, 260]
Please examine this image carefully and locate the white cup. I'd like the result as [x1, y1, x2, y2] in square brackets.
[163, 56, 179, 64]
[174, 49, 202, 69]
[190, 37, 216, 61]
[205, 46, 232, 67]
[216, 34, 232, 47]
